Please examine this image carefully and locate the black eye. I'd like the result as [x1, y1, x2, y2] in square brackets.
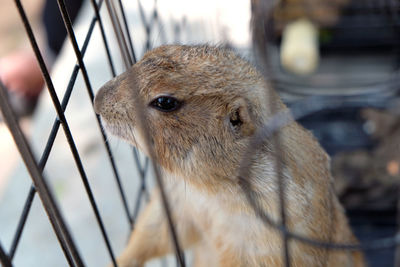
[150, 96, 182, 112]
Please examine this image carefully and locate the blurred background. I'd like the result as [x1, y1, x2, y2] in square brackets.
[0, 0, 399, 266]
[0, 0, 43, 203]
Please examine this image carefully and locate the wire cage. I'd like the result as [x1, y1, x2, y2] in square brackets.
[0, 0, 399, 266]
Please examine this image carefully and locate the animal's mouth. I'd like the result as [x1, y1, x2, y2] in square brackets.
[100, 118, 138, 148]
[102, 120, 121, 137]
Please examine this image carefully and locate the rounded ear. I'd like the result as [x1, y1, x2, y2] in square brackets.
[228, 98, 255, 137]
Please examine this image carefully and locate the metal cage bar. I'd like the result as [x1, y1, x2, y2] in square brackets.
[0, 78, 84, 266]
[4, 0, 134, 265]
[251, 2, 291, 265]
[0, 240, 12, 267]
[239, 95, 400, 251]
[5, 0, 184, 265]
[8, 6, 103, 258]
[102, 0, 186, 265]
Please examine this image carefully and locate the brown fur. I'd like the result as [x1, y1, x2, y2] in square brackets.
[94, 45, 364, 267]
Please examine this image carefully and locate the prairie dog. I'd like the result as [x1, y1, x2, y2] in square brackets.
[94, 45, 364, 266]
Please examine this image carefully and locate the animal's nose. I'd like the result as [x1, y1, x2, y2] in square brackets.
[94, 67, 135, 114]
[94, 85, 107, 115]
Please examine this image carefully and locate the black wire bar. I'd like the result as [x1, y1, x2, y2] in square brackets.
[105, 1, 186, 265]
[9, 69, 75, 260]
[251, 1, 291, 265]
[131, 156, 150, 221]
[77, 0, 134, 230]
[126, 71, 186, 267]
[137, 0, 167, 51]
[116, 0, 137, 63]
[7, 0, 124, 261]
[56, 0, 132, 232]
[89, 0, 117, 77]
[0, 78, 83, 266]
[130, 1, 168, 207]
[247, 0, 400, 255]
[11, 0, 124, 265]
[9, 64, 76, 259]
[102, 0, 152, 225]
[133, 1, 187, 265]
[247, 0, 400, 261]
[238, 95, 400, 252]
[0, 241, 12, 267]
[11, 1, 145, 264]
[130, 149, 150, 224]
[55, 0, 136, 265]
[103, 0, 152, 223]
[137, 0, 151, 51]
[104, 0, 134, 67]
[100, 0, 152, 228]
[9, 186, 35, 259]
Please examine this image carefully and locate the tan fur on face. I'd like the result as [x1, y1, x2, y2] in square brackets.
[94, 45, 364, 267]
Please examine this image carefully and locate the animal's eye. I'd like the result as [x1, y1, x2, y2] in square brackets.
[149, 96, 182, 112]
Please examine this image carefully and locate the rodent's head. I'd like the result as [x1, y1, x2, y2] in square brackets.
[94, 45, 278, 186]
